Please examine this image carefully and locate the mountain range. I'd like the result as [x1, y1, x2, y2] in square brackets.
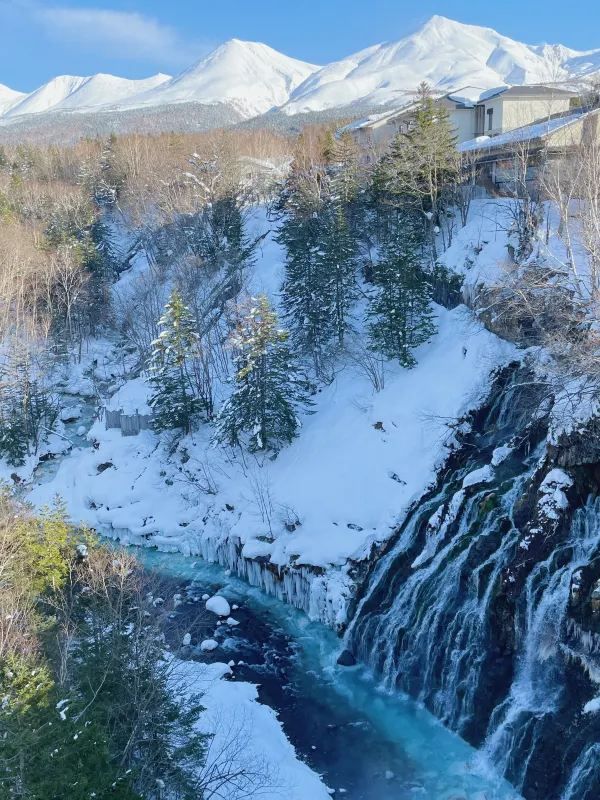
[1, 16, 600, 127]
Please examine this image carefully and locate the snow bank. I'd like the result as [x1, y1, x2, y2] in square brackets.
[463, 464, 494, 488]
[538, 468, 573, 521]
[173, 659, 331, 799]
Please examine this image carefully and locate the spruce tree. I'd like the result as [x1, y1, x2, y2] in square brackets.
[368, 217, 436, 367]
[326, 131, 360, 206]
[276, 134, 363, 377]
[277, 212, 336, 377]
[147, 289, 202, 434]
[0, 390, 28, 466]
[317, 202, 358, 347]
[0, 351, 57, 466]
[374, 82, 458, 259]
[215, 295, 312, 452]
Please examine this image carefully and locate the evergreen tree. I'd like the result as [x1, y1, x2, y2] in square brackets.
[0, 388, 28, 466]
[94, 133, 125, 207]
[317, 202, 358, 347]
[275, 133, 363, 376]
[368, 216, 436, 367]
[147, 289, 202, 433]
[0, 510, 207, 800]
[374, 82, 458, 258]
[277, 212, 337, 377]
[326, 131, 361, 206]
[215, 295, 312, 452]
[0, 350, 57, 466]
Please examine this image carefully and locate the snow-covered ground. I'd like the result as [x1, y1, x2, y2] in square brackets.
[174, 659, 331, 800]
[26, 205, 516, 629]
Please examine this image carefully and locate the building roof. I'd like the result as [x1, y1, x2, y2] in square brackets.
[446, 83, 577, 108]
[457, 106, 596, 154]
[445, 86, 503, 108]
[340, 101, 417, 133]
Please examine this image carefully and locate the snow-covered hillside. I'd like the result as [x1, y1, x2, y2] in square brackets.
[0, 82, 25, 116]
[1, 16, 599, 125]
[25, 208, 515, 630]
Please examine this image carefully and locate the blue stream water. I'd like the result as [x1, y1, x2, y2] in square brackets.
[133, 546, 520, 800]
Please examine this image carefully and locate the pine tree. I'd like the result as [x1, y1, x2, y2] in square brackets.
[0, 387, 28, 466]
[147, 289, 202, 433]
[277, 212, 336, 377]
[94, 133, 125, 207]
[215, 295, 312, 452]
[368, 217, 436, 367]
[374, 82, 458, 259]
[326, 131, 360, 206]
[0, 350, 57, 466]
[317, 203, 358, 346]
[275, 133, 363, 376]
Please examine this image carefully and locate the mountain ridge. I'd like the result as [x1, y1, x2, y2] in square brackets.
[1, 17, 599, 127]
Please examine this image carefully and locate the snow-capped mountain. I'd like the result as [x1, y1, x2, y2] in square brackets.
[1, 73, 172, 119]
[1, 17, 600, 127]
[124, 39, 320, 118]
[282, 16, 600, 114]
[0, 83, 26, 116]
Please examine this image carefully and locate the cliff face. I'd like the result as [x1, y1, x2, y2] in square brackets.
[345, 362, 600, 800]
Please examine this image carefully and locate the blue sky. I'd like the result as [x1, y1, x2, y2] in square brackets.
[1, 0, 599, 92]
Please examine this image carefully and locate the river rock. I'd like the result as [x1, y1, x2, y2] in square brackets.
[206, 595, 231, 617]
[337, 649, 356, 666]
[60, 405, 82, 423]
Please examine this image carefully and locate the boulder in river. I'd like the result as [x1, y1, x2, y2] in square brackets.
[206, 595, 231, 617]
[337, 649, 357, 667]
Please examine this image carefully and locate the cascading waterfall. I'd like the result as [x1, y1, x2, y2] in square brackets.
[345, 367, 600, 800]
[561, 743, 600, 800]
[483, 497, 600, 799]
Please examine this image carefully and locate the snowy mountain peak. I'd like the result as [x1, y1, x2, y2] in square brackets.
[1, 17, 600, 126]
[418, 14, 477, 35]
[0, 82, 26, 115]
[282, 17, 599, 115]
[2, 72, 172, 118]
[125, 39, 320, 118]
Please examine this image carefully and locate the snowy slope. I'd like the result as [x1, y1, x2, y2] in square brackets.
[122, 40, 320, 118]
[50, 73, 171, 113]
[26, 208, 515, 628]
[4, 75, 89, 117]
[0, 83, 25, 116]
[3, 73, 171, 118]
[282, 16, 596, 114]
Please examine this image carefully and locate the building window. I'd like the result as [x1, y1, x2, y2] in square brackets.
[487, 108, 494, 132]
[474, 104, 485, 136]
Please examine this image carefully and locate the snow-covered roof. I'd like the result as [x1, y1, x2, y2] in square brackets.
[446, 83, 575, 108]
[458, 107, 597, 153]
[340, 101, 418, 133]
[445, 86, 504, 108]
